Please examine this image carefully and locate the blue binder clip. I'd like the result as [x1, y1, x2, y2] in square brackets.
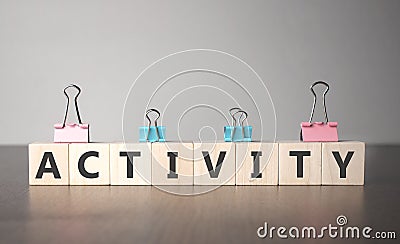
[224, 108, 252, 142]
[139, 108, 166, 142]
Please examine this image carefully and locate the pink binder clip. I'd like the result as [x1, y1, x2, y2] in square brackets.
[54, 84, 89, 143]
[300, 81, 338, 142]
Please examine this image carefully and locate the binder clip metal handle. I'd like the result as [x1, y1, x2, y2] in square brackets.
[309, 81, 330, 123]
[300, 81, 338, 141]
[145, 108, 160, 128]
[139, 108, 166, 142]
[231, 109, 247, 142]
[62, 84, 84, 128]
[229, 107, 243, 126]
[225, 108, 252, 142]
[224, 107, 253, 142]
[232, 109, 247, 127]
[225, 108, 241, 142]
[145, 108, 160, 142]
[54, 84, 89, 143]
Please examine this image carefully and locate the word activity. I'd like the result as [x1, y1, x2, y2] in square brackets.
[29, 141, 365, 186]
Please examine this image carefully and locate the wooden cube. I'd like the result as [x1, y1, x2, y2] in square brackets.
[322, 141, 365, 185]
[110, 143, 152, 185]
[279, 142, 322, 185]
[152, 142, 193, 185]
[69, 143, 110, 185]
[236, 142, 278, 185]
[29, 143, 69, 185]
[194, 142, 235, 185]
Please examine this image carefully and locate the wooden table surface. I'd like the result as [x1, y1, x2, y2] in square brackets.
[0, 145, 399, 243]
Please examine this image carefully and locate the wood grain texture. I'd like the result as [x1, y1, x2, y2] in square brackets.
[194, 142, 235, 185]
[279, 142, 322, 185]
[322, 141, 365, 185]
[3, 145, 400, 244]
[152, 142, 193, 185]
[236, 142, 278, 185]
[29, 143, 69, 185]
[110, 143, 152, 185]
[69, 143, 110, 185]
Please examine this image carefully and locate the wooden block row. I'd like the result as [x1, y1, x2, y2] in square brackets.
[29, 141, 365, 186]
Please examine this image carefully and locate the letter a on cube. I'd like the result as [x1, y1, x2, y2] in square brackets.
[29, 143, 69, 185]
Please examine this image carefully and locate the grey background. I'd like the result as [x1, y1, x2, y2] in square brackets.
[0, 0, 399, 144]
